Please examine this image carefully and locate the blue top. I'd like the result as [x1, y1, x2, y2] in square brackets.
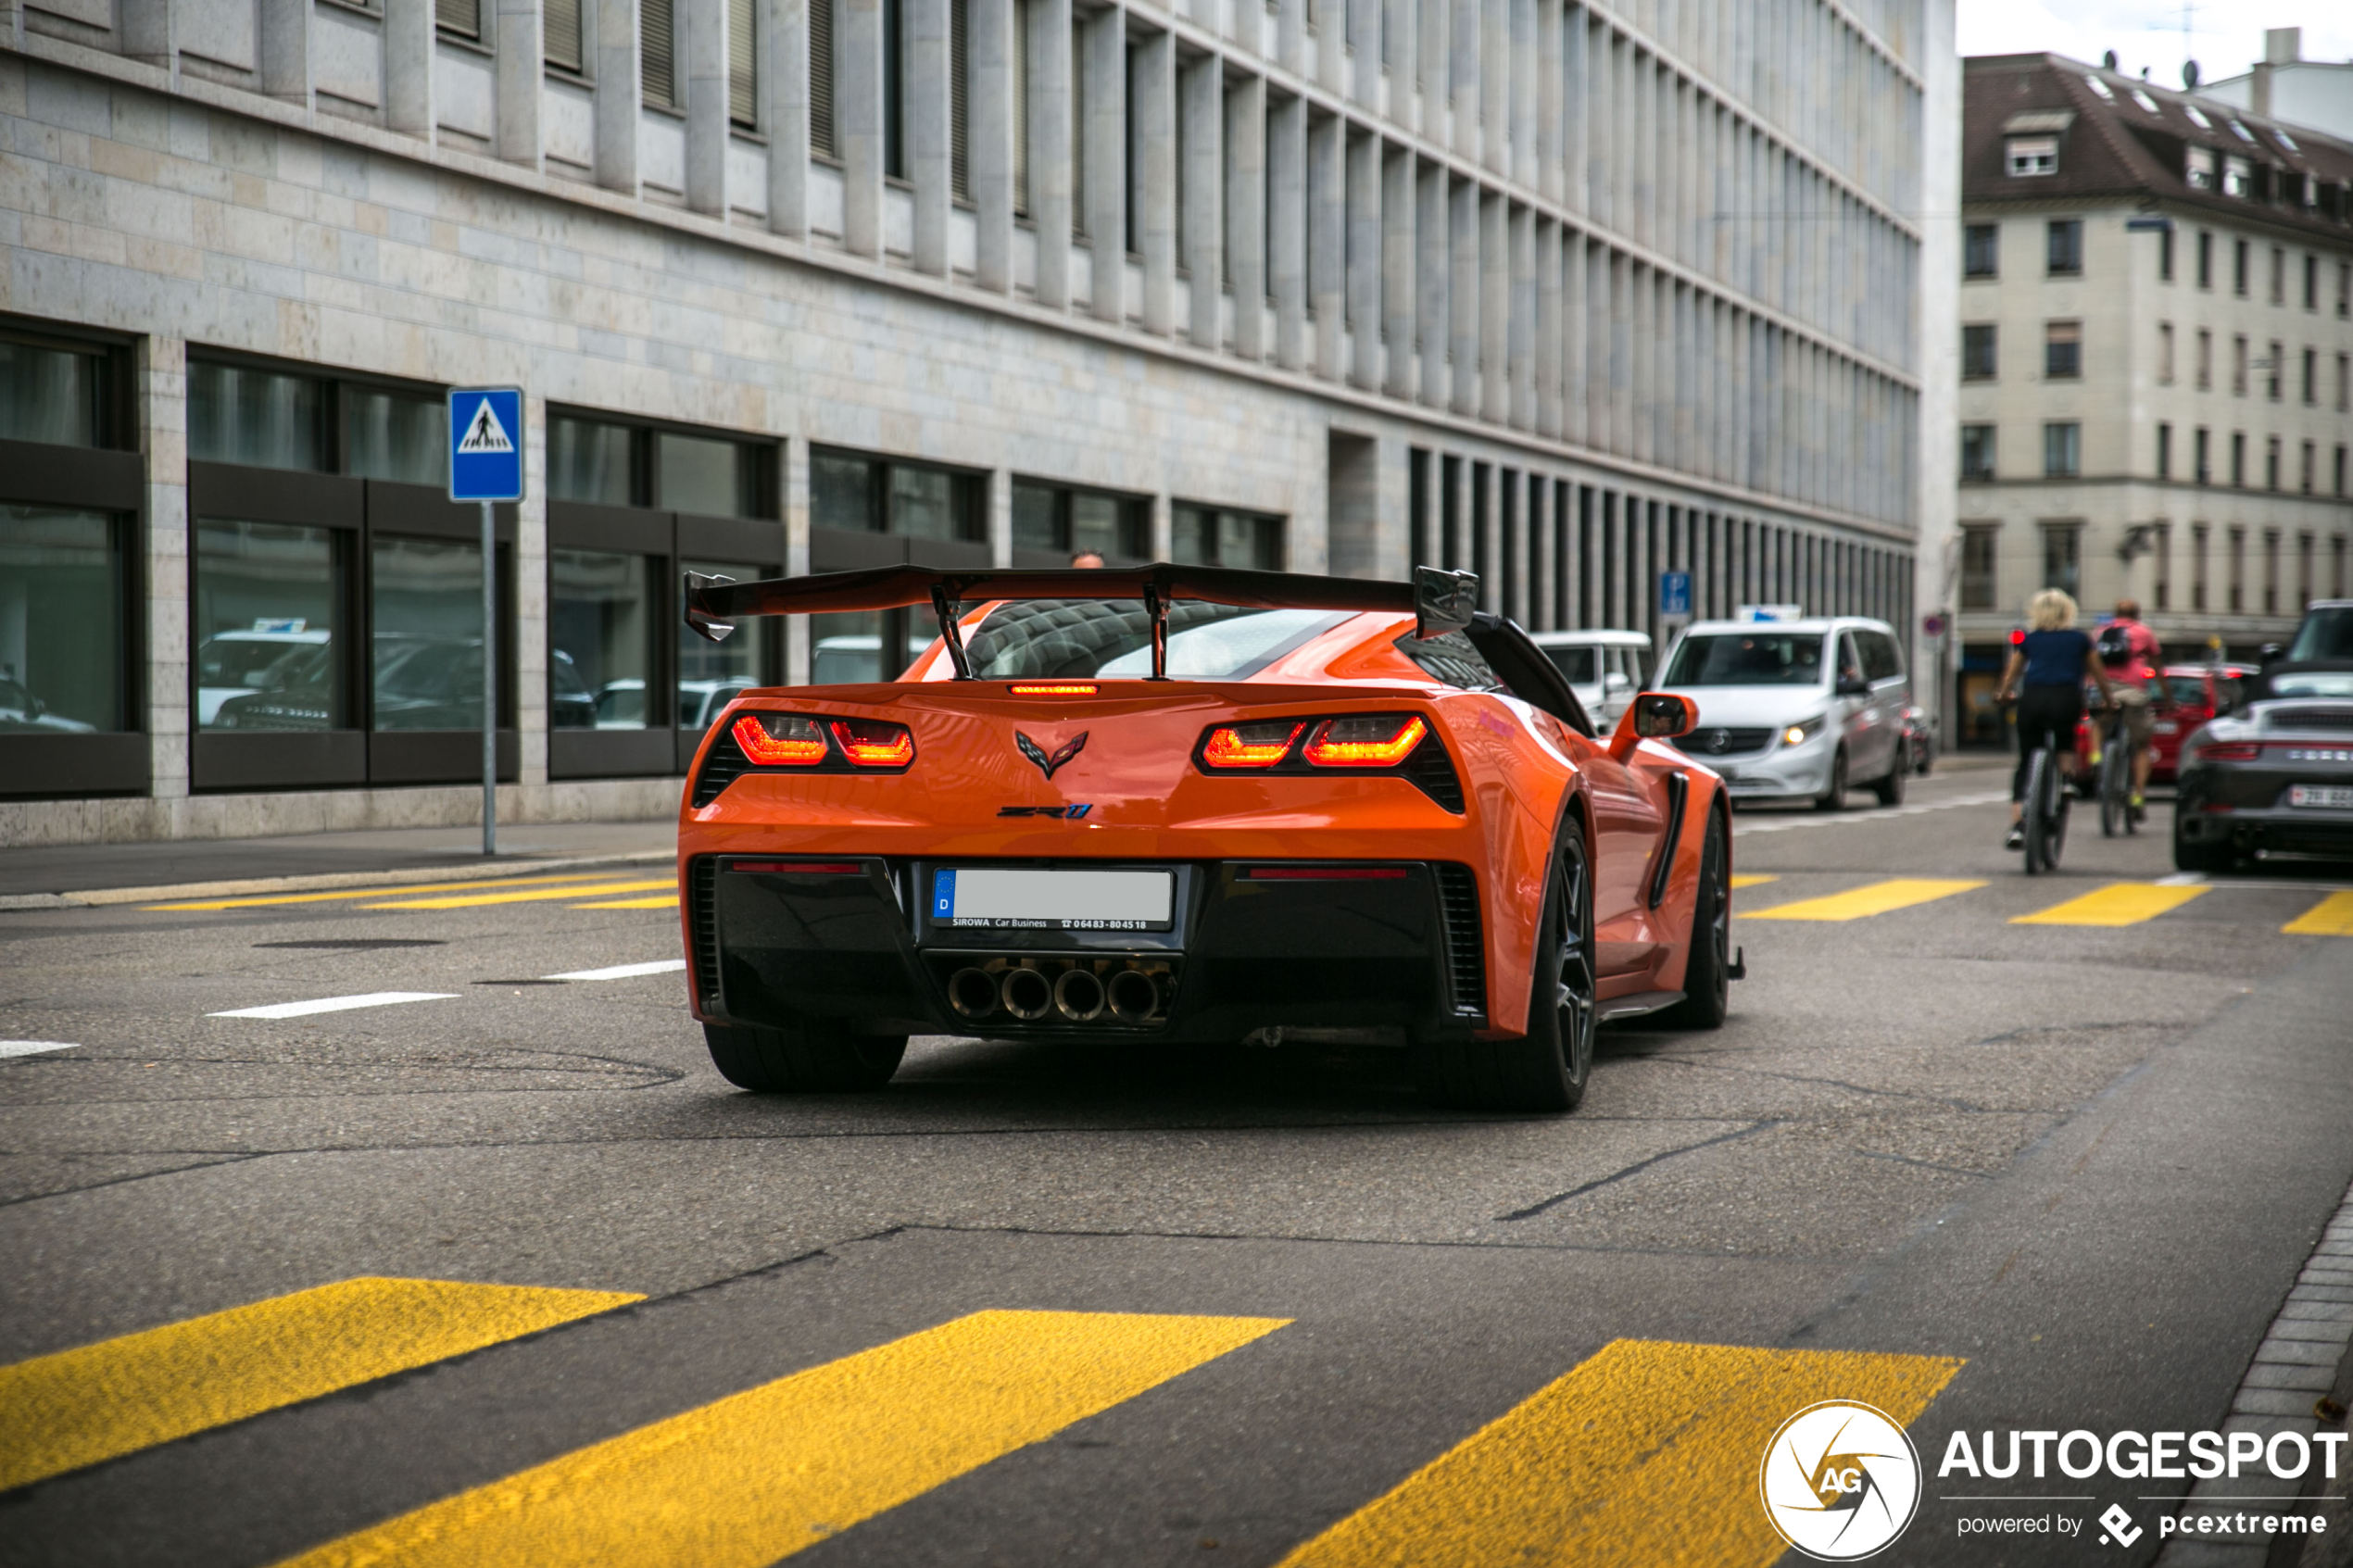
[2020, 628, 2093, 687]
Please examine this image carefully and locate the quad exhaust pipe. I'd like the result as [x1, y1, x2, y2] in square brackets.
[943, 959, 1167, 1025]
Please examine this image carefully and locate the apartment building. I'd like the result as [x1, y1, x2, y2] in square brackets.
[1954, 54, 2353, 746]
[0, 0, 1956, 841]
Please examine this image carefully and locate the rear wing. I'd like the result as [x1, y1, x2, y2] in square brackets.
[684, 562, 1480, 681]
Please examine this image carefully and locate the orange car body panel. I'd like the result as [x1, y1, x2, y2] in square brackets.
[676, 609, 1726, 1038]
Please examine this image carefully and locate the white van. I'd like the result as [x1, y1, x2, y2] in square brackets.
[1655, 616, 1913, 809]
[1527, 629, 1652, 731]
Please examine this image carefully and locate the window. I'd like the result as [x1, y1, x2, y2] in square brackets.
[2307, 254, 2320, 311]
[1959, 424, 1995, 482]
[1, 507, 130, 735]
[657, 432, 760, 518]
[189, 361, 326, 472]
[2227, 526, 2245, 612]
[2267, 339, 2282, 401]
[436, 0, 478, 39]
[1011, 0, 1028, 213]
[812, 450, 983, 543]
[372, 535, 489, 732]
[548, 416, 637, 507]
[2157, 322, 2173, 384]
[2046, 220, 2082, 276]
[2153, 522, 2172, 611]
[2195, 426, 2210, 484]
[2043, 422, 2080, 479]
[2186, 147, 2216, 190]
[642, 0, 677, 108]
[2044, 320, 2081, 380]
[2341, 354, 2351, 412]
[2263, 530, 2279, 615]
[883, 0, 905, 180]
[1, 331, 108, 448]
[2223, 157, 2252, 198]
[1960, 324, 1996, 381]
[2232, 334, 2247, 396]
[2302, 347, 2317, 405]
[730, 0, 758, 126]
[550, 549, 653, 731]
[2266, 434, 2280, 492]
[2196, 329, 2211, 390]
[2270, 247, 2284, 305]
[2159, 227, 2174, 282]
[2341, 262, 2350, 319]
[950, 0, 969, 199]
[547, 416, 769, 518]
[2233, 237, 2248, 295]
[1011, 481, 1150, 561]
[2156, 422, 2172, 480]
[2303, 442, 2316, 495]
[1964, 224, 1998, 277]
[195, 520, 345, 733]
[2196, 230, 2212, 288]
[2007, 136, 2058, 177]
[2192, 524, 2209, 610]
[546, 0, 583, 71]
[2298, 532, 2315, 609]
[1172, 505, 1284, 571]
[678, 556, 778, 732]
[2341, 445, 2350, 497]
[2231, 430, 2246, 487]
[2041, 522, 2082, 597]
[1959, 523, 1997, 610]
[345, 388, 447, 486]
[811, 0, 837, 158]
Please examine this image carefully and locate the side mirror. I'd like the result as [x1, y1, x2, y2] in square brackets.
[2259, 643, 2284, 666]
[1413, 565, 1479, 639]
[1835, 674, 1870, 696]
[1609, 692, 1697, 759]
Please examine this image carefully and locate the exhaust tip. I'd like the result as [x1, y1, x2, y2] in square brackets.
[948, 968, 999, 1019]
[1000, 966, 1053, 1022]
[1106, 967, 1160, 1023]
[1053, 966, 1107, 1022]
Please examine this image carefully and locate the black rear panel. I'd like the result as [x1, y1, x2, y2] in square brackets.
[688, 857, 723, 1006]
[690, 726, 752, 808]
[1433, 863, 1487, 1018]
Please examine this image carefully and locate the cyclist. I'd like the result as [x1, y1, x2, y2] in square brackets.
[2092, 597, 2164, 815]
[1994, 588, 2120, 851]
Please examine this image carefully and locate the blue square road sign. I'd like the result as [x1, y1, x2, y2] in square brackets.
[448, 387, 524, 503]
[1658, 570, 1692, 618]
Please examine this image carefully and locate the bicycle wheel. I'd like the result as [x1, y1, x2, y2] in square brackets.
[2022, 748, 2050, 874]
[2043, 756, 2070, 872]
[2098, 721, 2126, 838]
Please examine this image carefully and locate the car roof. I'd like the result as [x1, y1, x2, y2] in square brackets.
[1527, 629, 1651, 648]
[1672, 617, 1892, 636]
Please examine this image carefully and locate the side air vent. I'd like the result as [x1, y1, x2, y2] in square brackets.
[1405, 736, 1466, 812]
[690, 726, 752, 808]
[1432, 862, 1486, 1018]
[687, 857, 722, 1010]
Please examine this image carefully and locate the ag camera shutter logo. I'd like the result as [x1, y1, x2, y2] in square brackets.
[1759, 1400, 1924, 1561]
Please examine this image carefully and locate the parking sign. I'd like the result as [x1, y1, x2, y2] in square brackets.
[447, 387, 524, 503]
[1657, 571, 1691, 618]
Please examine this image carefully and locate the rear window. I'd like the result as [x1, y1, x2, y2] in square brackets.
[961, 600, 1349, 680]
[2165, 675, 2208, 707]
[2286, 607, 2353, 662]
[1542, 646, 1598, 684]
[1663, 633, 1827, 686]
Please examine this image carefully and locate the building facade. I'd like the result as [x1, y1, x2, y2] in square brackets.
[2, 0, 1954, 843]
[2201, 29, 2353, 147]
[1954, 54, 2353, 746]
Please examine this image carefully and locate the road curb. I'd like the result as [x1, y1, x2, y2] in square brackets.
[0, 849, 677, 909]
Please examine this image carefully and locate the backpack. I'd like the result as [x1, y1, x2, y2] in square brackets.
[2095, 621, 2136, 668]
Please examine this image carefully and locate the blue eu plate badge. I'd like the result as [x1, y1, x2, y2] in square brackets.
[932, 870, 957, 920]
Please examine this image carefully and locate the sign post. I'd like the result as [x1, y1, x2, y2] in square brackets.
[448, 387, 524, 857]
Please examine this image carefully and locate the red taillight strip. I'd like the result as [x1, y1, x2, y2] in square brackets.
[732, 860, 865, 874]
[1202, 721, 1304, 769]
[1302, 714, 1428, 767]
[1010, 683, 1099, 696]
[829, 720, 916, 767]
[1239, 866, 1412, 881]
[733, 713, 827, 765]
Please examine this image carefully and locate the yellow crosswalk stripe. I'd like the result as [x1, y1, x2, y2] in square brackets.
[361, 879, 675, 910]
[2284, 891, 2353, 935]
[1738, 877, 1984, 922]
[0, 1277, 641, 1491]
[1729, 874, 1778, 889]
[1274, 1339, 1961, 1568]
[570, 895, 681, 909]
[2011, 882, 2212, 927]
[273, 1309, 1286, 1568]
[146, 875, 639, 911]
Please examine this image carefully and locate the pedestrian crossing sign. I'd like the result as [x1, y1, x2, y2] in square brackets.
[447, 387, 524, 502]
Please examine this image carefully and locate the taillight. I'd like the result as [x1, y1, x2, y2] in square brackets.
[733, 713, 826, 765]
[831, 719, 916, 767]
[1010, 683, 1098, 696]
[2194, 741, 2261, 762]
[1303, 714, 1428, 767]
[1202, 720, 1304, 769]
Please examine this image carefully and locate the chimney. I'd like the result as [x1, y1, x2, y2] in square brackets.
[2263, 28, 2299, 67]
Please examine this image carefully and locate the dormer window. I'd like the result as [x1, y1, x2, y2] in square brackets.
[2185, 106, 2212, 129]
[2008, 136, 2059, 177]
[2133, 89, 2158, 112]
[2086, 75, 2114, 99]
[2276, 128, 2300, 152]
[2186, 146, 2217, 190]
[2224, 157, 2253, 197]
[2230, 120, 2255, 142]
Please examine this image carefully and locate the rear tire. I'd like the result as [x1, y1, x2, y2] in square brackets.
[1815, 748, 1849, 811]
[704, 1019, 907, 1092]
[1417, 819, 1598, 1114]
[1658, 808, 1730, 1030]
[1871, 746, 1906, 806]
[2021, 750, 2051, 874]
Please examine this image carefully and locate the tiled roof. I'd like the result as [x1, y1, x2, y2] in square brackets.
[1964, 53, 2353, 243]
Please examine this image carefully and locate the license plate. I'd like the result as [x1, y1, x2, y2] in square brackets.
[2289, 784, 2353, 809]
[930, 868, 1174, 931]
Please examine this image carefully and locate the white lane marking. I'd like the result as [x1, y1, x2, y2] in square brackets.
[0, 1040, 78, 1060]
[208, 992, 457, 1020]
[1733, 790, 2010, 834]
[540, 959, 688, 982]
[2157, 872, 2208, 886]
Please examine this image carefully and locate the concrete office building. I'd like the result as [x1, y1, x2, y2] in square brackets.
[0, 0, 1956, 843]
[1953, 54, 2353, 746]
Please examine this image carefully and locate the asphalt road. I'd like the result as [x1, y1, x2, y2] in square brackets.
[3, 762, 2351, 1567]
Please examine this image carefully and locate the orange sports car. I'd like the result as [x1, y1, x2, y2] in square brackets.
[675, 564, 1741, 1113]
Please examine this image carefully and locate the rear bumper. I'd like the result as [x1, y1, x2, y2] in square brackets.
[2177, 765, 2353, 859]
[685, 855, 1491, 1044]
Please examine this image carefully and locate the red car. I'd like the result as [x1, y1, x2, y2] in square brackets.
[2071, 661, 2258, 789]
[674, 563, 1740, 1114]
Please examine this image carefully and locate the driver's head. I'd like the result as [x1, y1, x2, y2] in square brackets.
[2114, 598, 2141, 621]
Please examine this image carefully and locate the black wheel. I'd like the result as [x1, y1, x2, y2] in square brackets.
[1871, 746, 1906, 806]
[1417, 818, 1598, 1114]
[2041, 759, 2070, 872]
[1658, 808, 1730, 1030]
[1815, 748, 1849, 812]
[704, 1019, 907, 1092]
[2172, 809, 2231, 873]
[2021, 750, 2051, 874]
[2098, 732, 2126, 838]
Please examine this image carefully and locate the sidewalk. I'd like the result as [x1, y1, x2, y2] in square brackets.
[0, 820, 676, 900]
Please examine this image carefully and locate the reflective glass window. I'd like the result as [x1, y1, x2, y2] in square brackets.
[548, 548, 652, 729]
[1013, 483, 1063, 550]
[547, 416, 636, 505]
[812, 454, 879, 531]
[0, 337, 103, 446]
[0, 507, 124, 731]
[194, 521, 343, 729]
[678, 557, 777, 730]
[809, 609, 930, 684]
[346, 390, 448, 485]
[658, 432, 753, 517]
[371, 534, 485, 730]
[889, 465, 960, 541]
[188, 362, 326, 471]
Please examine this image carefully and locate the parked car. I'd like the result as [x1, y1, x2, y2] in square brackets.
[1527, 630, 1651, 732]
[2174, 602, 2353, 870]
[194, 627, 332, 725]
[1899, 704, 1935, 774]
[1655, 616, 1914, 809]
[2149, 663, 2258, 784]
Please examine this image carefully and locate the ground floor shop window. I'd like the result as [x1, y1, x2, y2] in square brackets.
[810, 609, 933, 685]
[1172, 505, 1283, 570]
[0, 507, 126, 733]
[549, 548, 655, 730]
[678, 557, 777, 730]
[194, 520, 344, 731]
[371, 534, 486, 730]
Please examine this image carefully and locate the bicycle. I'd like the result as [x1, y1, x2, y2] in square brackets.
[2002, 694, 2088, 874]
[2092, 700, 2140, 838]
